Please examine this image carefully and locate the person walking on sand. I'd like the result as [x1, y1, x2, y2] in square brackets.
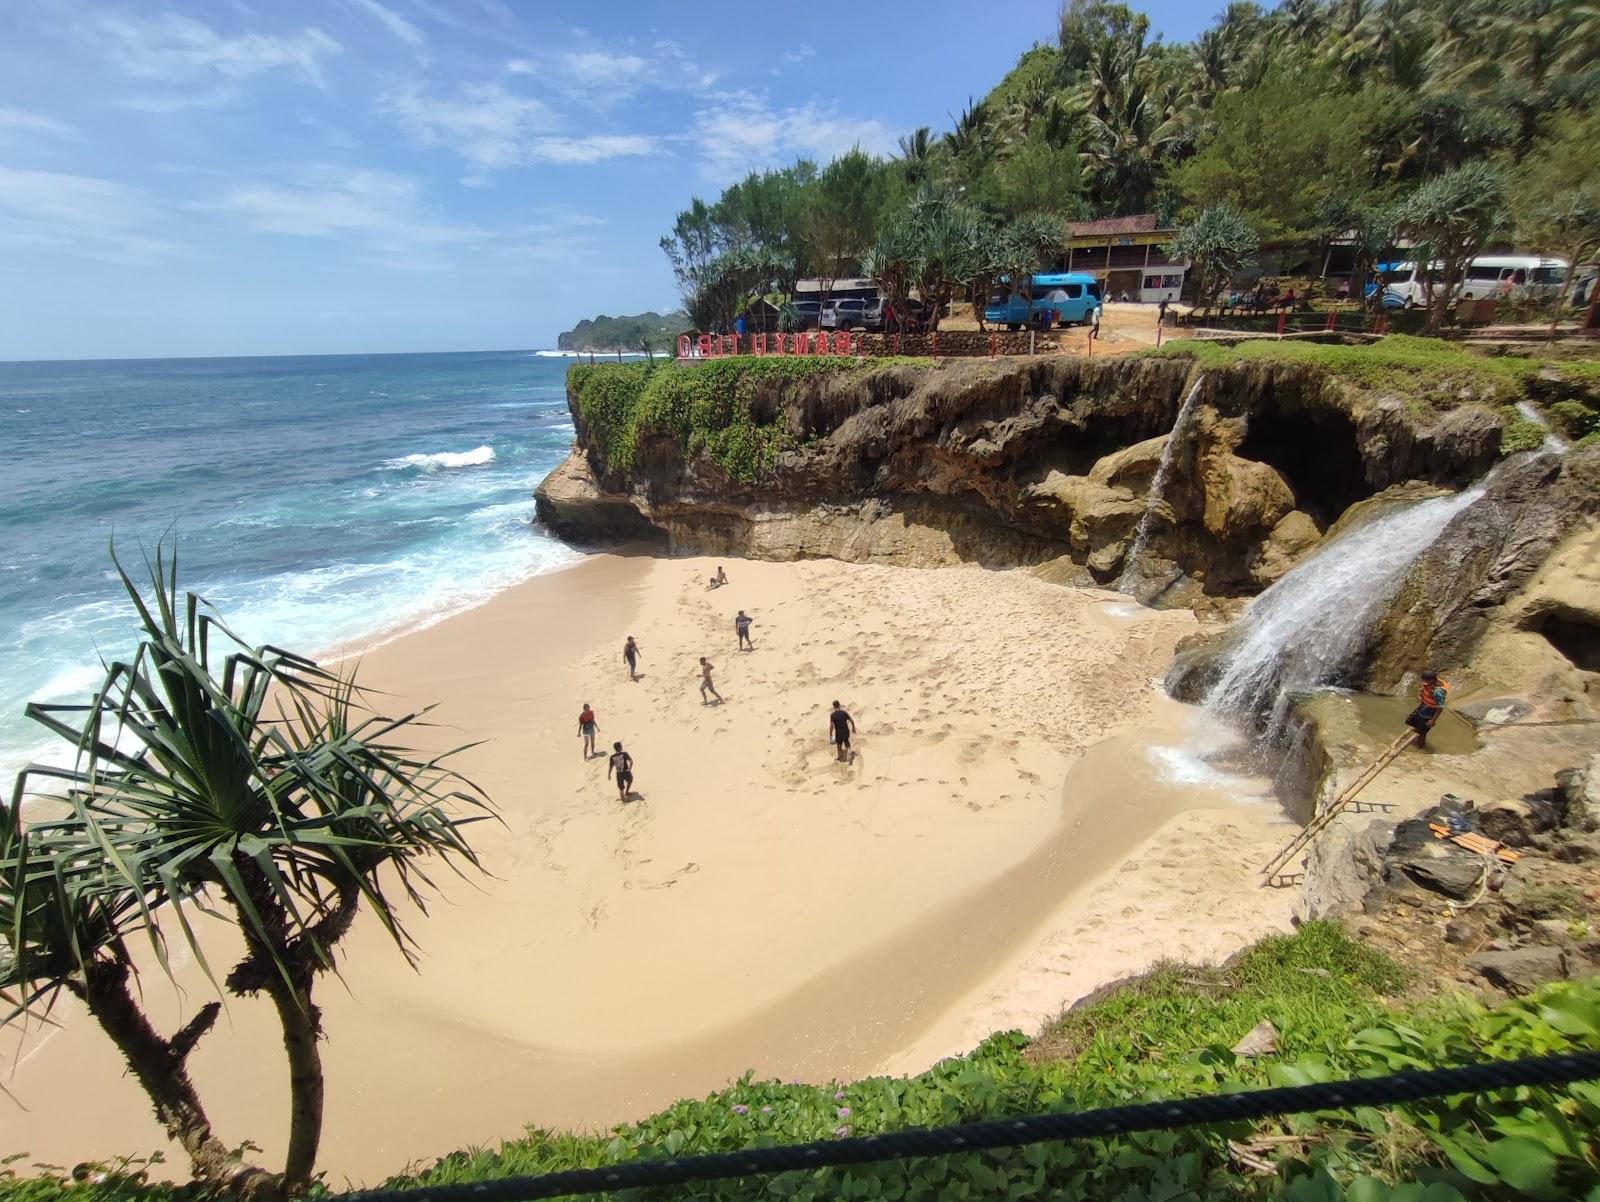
[735, 609, 754, 651]
[829, 700, 855, 763]
[607, 741, 634, 801]
[623, 635, 641, 680]
[578, 703, 599, 759]
[699, 656, 723, 704]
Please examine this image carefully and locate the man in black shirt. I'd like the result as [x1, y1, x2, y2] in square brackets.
[829, 701, 855, 763]
[607, 741, 634, 801]
[735, 609, 754, 650]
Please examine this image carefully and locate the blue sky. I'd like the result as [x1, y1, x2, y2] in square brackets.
[0, 0, 1221, 360]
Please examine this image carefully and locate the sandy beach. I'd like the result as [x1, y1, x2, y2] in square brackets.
[2, 551, 1292, 1184]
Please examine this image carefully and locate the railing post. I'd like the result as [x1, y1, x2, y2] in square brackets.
[1276, 311, 1286, 337]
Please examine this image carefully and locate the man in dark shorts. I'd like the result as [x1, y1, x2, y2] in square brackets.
[829, 700, 855, 762]
[578, 703, 598, 759]
[607, 741, 634, 801]
[1404, 669, 1450, 747]
[623, 636, 640, 680]
[699, 657, 723, 704]
[735, 610, 754, 651]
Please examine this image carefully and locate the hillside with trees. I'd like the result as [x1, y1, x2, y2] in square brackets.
[659, 0, 1600, 333]
[556, 311, 687, 353]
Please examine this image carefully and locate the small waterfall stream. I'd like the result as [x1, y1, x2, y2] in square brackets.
[1202, 483, 1487, 738]
[1118, 373, 1205, 594]
[1515, 401, 1569, 452]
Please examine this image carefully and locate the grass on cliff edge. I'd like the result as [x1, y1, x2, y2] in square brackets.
[569, 356, 928, 484]
[10, 923, 1600, 1202]
[1145, 334, 1560, 409]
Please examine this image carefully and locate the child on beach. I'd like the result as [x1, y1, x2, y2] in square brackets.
[607, 741, 634, 801]
[699, 657, 723, 704]
[578, 704, 598, 759]
[623, 636, 641, 680]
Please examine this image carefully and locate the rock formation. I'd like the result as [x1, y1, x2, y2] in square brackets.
[536, 354, 1504, 595]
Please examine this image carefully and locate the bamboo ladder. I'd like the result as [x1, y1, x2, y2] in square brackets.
[1260, 730, 1418, 887]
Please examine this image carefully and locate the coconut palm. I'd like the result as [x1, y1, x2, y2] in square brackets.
[11, 544, 490, 1195]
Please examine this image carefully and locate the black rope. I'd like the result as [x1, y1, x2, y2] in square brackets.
[342, 1051, 1600, 1202]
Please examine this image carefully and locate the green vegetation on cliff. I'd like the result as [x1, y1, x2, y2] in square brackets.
[570, 358, 918, 483]
[15, 925, 1596, 1202]
[557, 312, 687, 353]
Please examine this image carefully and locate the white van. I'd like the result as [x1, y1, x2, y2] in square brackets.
[1371, 261, 1442, 309]
[1458, 255, 1569, 302]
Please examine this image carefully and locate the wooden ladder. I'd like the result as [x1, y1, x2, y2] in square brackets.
[1260, 730, 1417, 887]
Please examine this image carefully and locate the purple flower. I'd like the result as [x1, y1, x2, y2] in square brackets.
[761, 1106, 773, 1114]
[833, 1090, 846, 1101]
[833, 1125, 850, 1138]
[836, 1106, 851, 1118]
[731, 1104, 749, 1115]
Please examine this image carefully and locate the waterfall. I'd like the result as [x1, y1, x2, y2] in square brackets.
[1515, 401, 1569, 452]
[1202, 483, 1487, 737]
[1118, 373, 1205, 593]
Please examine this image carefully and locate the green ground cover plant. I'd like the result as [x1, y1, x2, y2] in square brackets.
[16, 925, 1591, 1202]
[568, 358, 927, 483]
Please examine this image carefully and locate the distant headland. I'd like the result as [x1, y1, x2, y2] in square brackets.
[556, 311, 687, 353]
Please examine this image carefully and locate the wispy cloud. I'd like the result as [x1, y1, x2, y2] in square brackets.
[0, 166, 179, 265]
[195, 165, 601, 269]
[90, 11, 342, 87]
[690, 91, 900, 183]
[0, 107, 78, 141]
[563, 50, 646, 85]
[379, 80, 657, 169]
[342, 0, 427, 49]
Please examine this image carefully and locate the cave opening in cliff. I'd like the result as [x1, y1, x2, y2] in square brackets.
[1237, 408, 1372, 525]
[1528, 607, 1600, 672]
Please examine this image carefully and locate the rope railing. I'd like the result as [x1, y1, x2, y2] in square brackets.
[340, 1050, 1600, 1202]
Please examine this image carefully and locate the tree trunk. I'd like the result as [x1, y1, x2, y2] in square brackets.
[264, 974, 325, 1193]
[70, 960, 280, 1200]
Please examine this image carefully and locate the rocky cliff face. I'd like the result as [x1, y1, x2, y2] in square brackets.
[536, 354, 1503, 597]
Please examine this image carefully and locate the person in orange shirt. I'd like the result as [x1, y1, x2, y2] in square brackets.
[1404, 670, 1449, 746]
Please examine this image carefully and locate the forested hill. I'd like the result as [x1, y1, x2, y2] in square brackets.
[556, 312, 687, 352]
[657, 0, 1599, 331]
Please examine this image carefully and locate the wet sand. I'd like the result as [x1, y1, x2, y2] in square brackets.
[2, 554, 1291, 1184]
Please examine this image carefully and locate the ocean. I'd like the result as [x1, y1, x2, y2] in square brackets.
[0, 349, 594, 787]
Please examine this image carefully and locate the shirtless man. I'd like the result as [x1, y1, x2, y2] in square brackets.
[735, 609, 754, 651]
[699, 656, 723, 704]
[829, 700, 855, 763]
[578, 703, 598, 759]
[607, 741, 634, 801]
[623, 635, 641, 681]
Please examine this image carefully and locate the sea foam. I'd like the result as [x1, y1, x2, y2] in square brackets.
[385, 445, 497, 471]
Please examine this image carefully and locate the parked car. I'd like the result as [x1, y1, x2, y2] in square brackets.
[784, 300, 822, 331]
[820, 298, 870, 331]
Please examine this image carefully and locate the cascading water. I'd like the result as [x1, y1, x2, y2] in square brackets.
[1203, 483, 1487, 739]
[1515, 401, 1569, 452]
[1118, 372, 1206, 593]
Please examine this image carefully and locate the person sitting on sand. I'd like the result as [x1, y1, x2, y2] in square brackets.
[1404, 669, 1450, 747]
[578, 703, 599, 759]
[717, 565, 728, 585]
[699, 656, 723, 704]
[829, 700, 855, 763]
[607, 741, 634, 801]
[623, 635, 641, 680]
[735, 609, 754, 651]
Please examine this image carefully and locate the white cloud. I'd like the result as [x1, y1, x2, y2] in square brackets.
[379, 80, 555, 169]
[690, 91, 900, 183]
[0, 108, 77, 140]
[505, 58, 534, 75]
[563, 50, 646, 84]
[0, 166, 179, 265]
[342, 0, 427, 47]
[379, 81, 657, 169]
[91, 11, 341, 87]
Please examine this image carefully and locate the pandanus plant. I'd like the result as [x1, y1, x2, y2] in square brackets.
[2, 545, 491, 1197]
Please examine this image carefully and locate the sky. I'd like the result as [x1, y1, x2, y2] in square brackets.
[0, 0, 1223, 360]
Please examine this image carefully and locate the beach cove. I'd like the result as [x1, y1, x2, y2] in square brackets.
[2, 551, 1293, 1184]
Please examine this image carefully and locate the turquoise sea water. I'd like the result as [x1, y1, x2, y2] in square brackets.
[0, 349, 586, 786]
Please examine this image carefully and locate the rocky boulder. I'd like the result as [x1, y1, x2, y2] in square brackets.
[1465, 946, 1570, 994]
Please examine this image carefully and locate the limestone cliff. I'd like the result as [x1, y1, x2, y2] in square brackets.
[535, 353, 1502, 596]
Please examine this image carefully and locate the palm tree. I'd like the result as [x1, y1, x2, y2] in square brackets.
[1, 806, 280, 1197]
[1171, 201, 1260, 314]
[1395, 160, 1506, 332]
[896, 126, 933, 186]
[11, 544, 490, 1195]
